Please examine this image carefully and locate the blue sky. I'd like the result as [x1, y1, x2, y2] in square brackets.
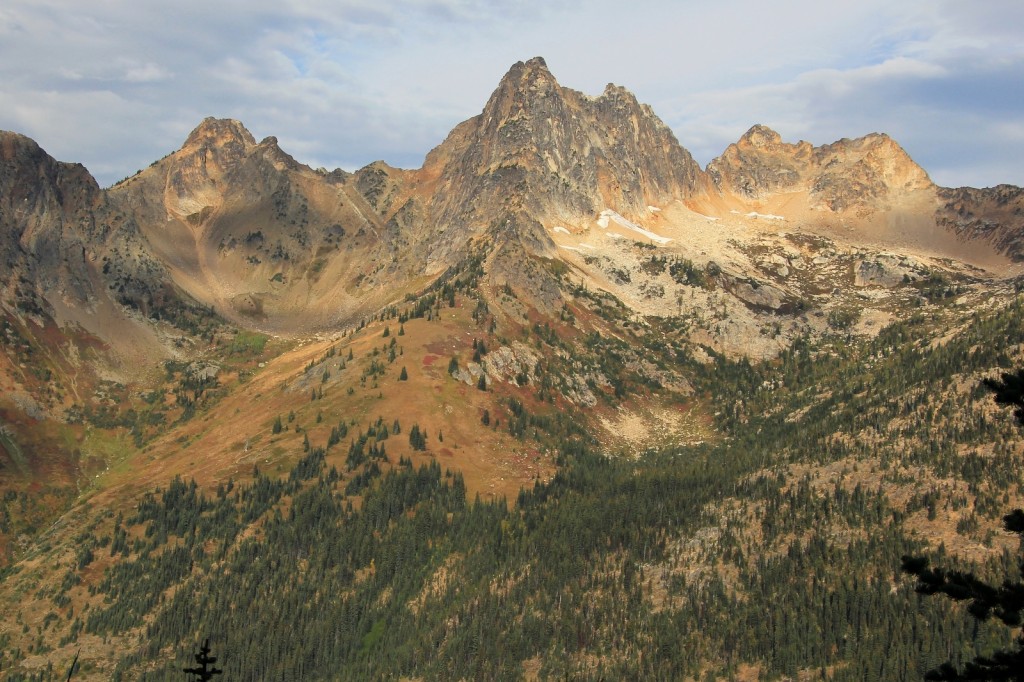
[1, 0, 1021, 188]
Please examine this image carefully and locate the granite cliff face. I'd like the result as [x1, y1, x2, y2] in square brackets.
[708, 124, 934, 211]
[1, 57, 1023, 349]
[421, 57, 704, 226]
[352, 57, 706, 276]
[0, 132, 103, 295]
[937, 184, 1024, 260]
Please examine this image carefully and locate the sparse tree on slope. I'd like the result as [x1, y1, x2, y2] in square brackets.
[902, 370, 1024, 681]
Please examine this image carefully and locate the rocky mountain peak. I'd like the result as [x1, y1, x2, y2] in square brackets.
[815, 132, 933, 197]
[150, 118, 263, 222]
[417, 57, 704, 256]
[710, 126, 933, 209]
[0, 131, 100, 231]
[737, 124, 784, 151]
[183, 117, 257, 152]
[500, 56, 555, 92]
[478, 56, 562, 133]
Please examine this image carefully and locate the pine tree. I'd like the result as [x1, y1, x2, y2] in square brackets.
[183, 639, 223, 680]
[399, 367, 408, 381]
[901, 371, 1024, 680]
[901, 511, 1024, 681]
[409, 424, 427, 450]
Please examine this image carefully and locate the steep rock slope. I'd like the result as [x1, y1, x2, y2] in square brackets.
[0, 131, 177, 374]
[107, 118, 405, 332]
[421, 57, 704, 228]
[708, 124, 932, 211]
[938, 184, 1024, 260]
[698, 124, 1022, 268]
[1, 131, 105, 314]
[355, 57, 707, 277]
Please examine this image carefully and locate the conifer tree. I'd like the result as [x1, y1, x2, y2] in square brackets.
[183, 639, 222, 681]
[902, 371, 1024, 680]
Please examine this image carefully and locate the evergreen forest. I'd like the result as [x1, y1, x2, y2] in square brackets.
[4, 288, 1024, 681]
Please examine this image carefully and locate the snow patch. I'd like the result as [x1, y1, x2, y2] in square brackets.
[745, 211, 785, 221]
[580, 243, 596, 250]
[597, 214, 610, 228]
[552, 226, 571, 235]
[559, 245, 582, 252]
[598, 209, 672, 245]
[647, 205, 661, 213]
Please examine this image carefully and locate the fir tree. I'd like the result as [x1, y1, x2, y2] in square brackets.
[183, 639, 222, 681]
[902, 371, 1024, 680]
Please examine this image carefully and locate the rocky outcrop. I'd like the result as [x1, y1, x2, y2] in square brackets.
[709, 125, 933, 211]
[414, 57, 705, 261]
[854, 255, 927, 287]
[706, 125, 808, 200]
[0, 131, 109, 313]
[4, 58, 1024, 341]
[937, 185, 1024, 261]
[0, 131, 103, 260]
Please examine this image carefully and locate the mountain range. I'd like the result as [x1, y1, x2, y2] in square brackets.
[1, 56, 1023, 679]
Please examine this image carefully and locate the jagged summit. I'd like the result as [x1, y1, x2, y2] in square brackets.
[736, 124, 787, 151]
[1, 56, 1022, 348]
[183, 117, 257, 150]
[419, 56, 704, 240]
[497, 56, 555, 90]
[6, 58, 1024, 682]
[709, 125, 933, 209]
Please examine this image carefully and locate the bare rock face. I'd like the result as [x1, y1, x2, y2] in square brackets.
[414, 58, 705, 255]
[810, 133, 933, 211]
[706, 125, 809, 200]
[105, 118, 404, 330]
[709, 125, 933, 211]
[5, 56, 1024, 345]
[937, 185, 1024, 261]
[163, 118, 257, 221]
[0, 131, 107, 310]
[0, 131, 102, 256]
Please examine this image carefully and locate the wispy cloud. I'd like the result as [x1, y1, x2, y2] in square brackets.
[0, 0, 1020, 188]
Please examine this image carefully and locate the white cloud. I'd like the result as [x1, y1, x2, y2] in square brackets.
[0, 0, 1021, 188]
